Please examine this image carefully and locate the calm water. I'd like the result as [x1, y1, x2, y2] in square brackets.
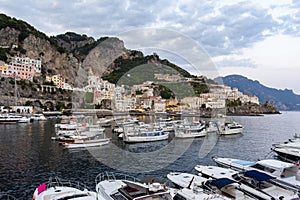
[0, 111, 300, 199]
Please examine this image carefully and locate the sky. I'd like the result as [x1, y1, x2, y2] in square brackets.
[1, 0, 300, 93]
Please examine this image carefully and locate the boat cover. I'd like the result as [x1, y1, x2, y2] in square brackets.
[232, 159, 255, 166]
[243, 170, 275, 181]
[209, 178, 237, 189]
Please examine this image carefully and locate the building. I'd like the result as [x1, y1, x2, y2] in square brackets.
[46, 74, 66, 88]
[1, 56, 42, 80]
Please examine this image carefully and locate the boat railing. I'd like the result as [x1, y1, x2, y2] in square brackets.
[0, 193, 17, 200]
[95, 171, 139, 185]
[46, 176, 91, 191]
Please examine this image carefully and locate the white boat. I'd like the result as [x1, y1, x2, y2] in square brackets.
[167, 172, 232, 200]
[0, 114, 22, 123]
[32, 177, 97, 200]
[63, 138, 110, 148]
[18, 116, 31, 123]
[174, 123, 206, 138]
[213, 157, 300, 188]
[206, 121, 219, 133]
[95, 172, 173, 200]
[219, 121, 243, 135]
[122, 124, 169, 143]
[31, 114, 47, 121]
[271, 146, 300, 162]
[195, 165, 299, 199]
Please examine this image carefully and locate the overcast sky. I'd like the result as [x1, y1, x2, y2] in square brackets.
[1, 0, 300, 93]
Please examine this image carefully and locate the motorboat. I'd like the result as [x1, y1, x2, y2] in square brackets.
[271, 146, 300, 162]
[95, 172, 173, 200]
[195, 165, 299, 199]
[206, 121, 219, 133]
[32, 177, 97, 200]
[213, 157, 300, 188]
[0, 114, 22, 123]
[31, 113, 47, 121]
[63, 138, 110, 148]
[122, 124, 169, 143]
[18, 116, 31, 123]
[174, 123, 206, 138]
[219, 121, 243, 135]
[167, 172, 232, 199]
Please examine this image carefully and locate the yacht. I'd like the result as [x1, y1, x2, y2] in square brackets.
[63, 138, 110, 148]
[213, 157, 300, 188]
[31, 113, 47, 121]
[122, 124, 169, 143]
[195, 165, 299, 199]
[95, 172, 173, 200]
[219, 121, 243, 135]
[174, 123, 206, 138]
[0, 114, 22, 123]
[271, 146, 300, 162]
[167, 172, 234, 199]
[32, 177, 97, 200]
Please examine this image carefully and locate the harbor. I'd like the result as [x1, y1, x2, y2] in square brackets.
[0, 111, 299, 199]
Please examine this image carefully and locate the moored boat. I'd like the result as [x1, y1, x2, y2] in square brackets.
[0, 114, 22, 123]
[195, 165, 299, 199]
[213, 157, 300, 188]
[30, 114, 47, 121]
[63, 138, 110, 148]
[122, 124, 169, 143]
[219, 121, 243, 135]
[167, 172, 232, 199]
[32, 177, 97, 200]
[174, 123, 206, 138]
[95, 172, 173, 200]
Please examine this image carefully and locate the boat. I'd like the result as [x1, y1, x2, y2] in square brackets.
[174, 122, 206, 138]
[219, 121, 243, 135]
[195, 165, 299, 199]
[213, 157, 300, 188]
[18, 116, 31, 123]
[122, 124, 169, 143]
[95, 172, 173, 200]
[271, 146, 300, 162]
[32, 177, 97, 200]
[63, 138, 110, 148]
[167, 172, 232, 199]
[206, 121, 219, 133]
[0, 114, 22, 123]
[31, 113, 47, 121]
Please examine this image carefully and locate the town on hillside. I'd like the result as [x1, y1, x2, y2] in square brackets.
[0, 55, 260, 114]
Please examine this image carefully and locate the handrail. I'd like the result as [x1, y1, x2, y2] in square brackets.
[45, 176, 91, 191]
[95, 172, 139, 186]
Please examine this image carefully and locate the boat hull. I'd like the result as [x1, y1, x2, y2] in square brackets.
[123, 133, 169, 143]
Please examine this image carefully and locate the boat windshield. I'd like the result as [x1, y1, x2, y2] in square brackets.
[251, 164, 276, 173]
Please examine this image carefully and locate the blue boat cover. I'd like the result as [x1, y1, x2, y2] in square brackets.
[209, 178, 237, 189]
[244, 170, 275, 181]
[232, 159, 255, 166]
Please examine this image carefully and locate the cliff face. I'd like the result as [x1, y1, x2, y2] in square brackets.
[227, 102, 280, 115]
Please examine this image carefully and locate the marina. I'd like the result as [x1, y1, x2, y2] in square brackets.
[0, 111, 300, 199]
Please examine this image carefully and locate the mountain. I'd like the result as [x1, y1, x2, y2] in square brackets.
[214, 75, 300, 111]
[0, 13, 193, 86]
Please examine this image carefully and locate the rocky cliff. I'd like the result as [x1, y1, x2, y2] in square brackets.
[227, 102, 280, 115]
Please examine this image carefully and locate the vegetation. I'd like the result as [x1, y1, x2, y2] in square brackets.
[85, 92, 94, 103]
[75, 36, 108, 56]
[0, 47, 9, 62]
[190, 82, 209, 94]
[102, 53, 192, 85]
[226, 99, 242, 107]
